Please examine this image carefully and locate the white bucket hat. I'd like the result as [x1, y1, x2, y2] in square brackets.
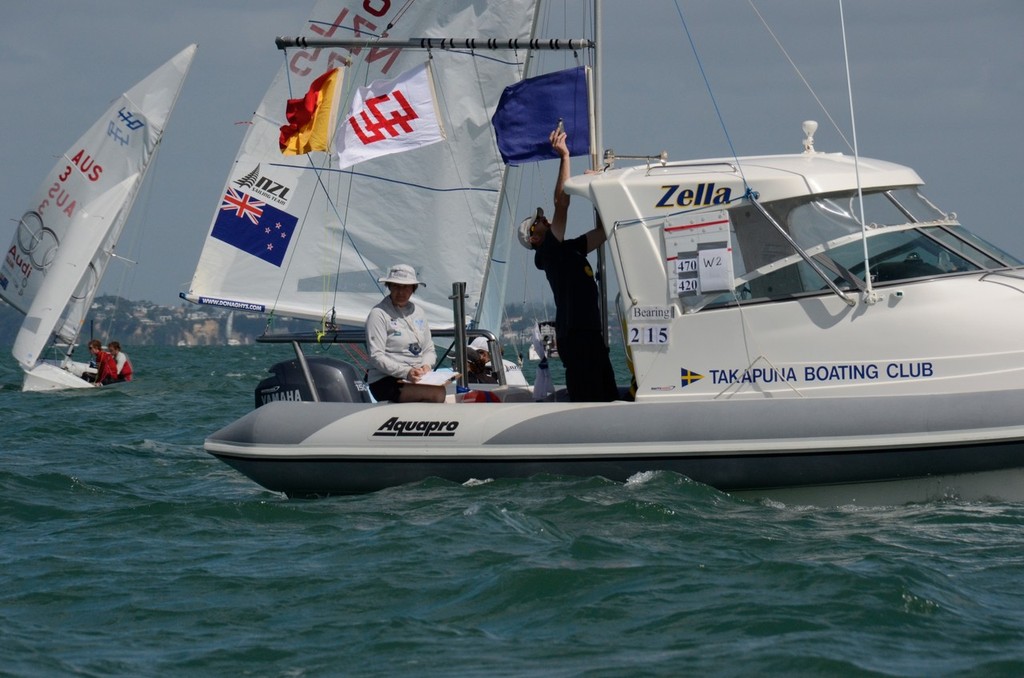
[517, 207, 544, 249]
[378, 263, 425, 286]
[468, 336, 489, 351]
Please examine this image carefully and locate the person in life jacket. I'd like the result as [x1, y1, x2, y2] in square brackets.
[108, 340, 133, 382]
[464, 337, 498, 384]
[88, 339, 119, 386]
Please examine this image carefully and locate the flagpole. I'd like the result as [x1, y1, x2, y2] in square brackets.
[593, 0, 603, 172]
[593, 0, 610, 347]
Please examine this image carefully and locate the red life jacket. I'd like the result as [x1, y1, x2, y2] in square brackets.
[95, 351, 118, 384]
[119, 356, 134, 381]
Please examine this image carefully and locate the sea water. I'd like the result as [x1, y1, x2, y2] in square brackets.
[2, 345, 1023, 677]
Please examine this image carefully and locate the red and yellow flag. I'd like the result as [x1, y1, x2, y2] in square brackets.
[279, 68, 341, 155]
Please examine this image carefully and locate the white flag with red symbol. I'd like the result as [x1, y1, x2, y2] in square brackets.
[336, 61, 446, 170]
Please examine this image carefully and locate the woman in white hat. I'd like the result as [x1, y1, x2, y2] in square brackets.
[365, 264, 446, 403]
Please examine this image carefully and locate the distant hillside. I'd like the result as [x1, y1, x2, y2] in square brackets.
[0, 296, 581, 349]
[0, 296, 316, 348]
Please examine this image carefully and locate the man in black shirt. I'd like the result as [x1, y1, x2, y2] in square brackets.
[517, 129, 618, 402]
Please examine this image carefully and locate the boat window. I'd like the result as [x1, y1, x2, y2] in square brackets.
[829, 229, 979, 282]
[701, 187, 1014, 308]
[781, 190, 915, 250]
[930, 225, 1022, 268]
[718, 229, 982, 307]
[885, 188, 947, 222]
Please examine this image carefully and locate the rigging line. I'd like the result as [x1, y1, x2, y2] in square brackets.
[270, 162, 500, 194]
[747, 0, 853, 154]
[283, 153, 380, 317]
[272, 50, 357, 320]
[671, 0, 748, 191]
[106, 157, 155, 331]
[320, 4, 473, 306]
[388, 0, 419, 30]
[433, 54, 495, 255]
[330, 58, 382, 302]
[839, 0, 872, 296]
[280, 45, 295, 98]
[316, 162, 355, 320]
[266, 156, 320, 315]
[310, 24, 397, 309]
[459, 51, 516, 328]
[488, 44, 529, 305]
[306, 157, 383, 300]
[433, 49, 526, 67]
[305, 20, 381, 40]
[332, 200, 381, 301]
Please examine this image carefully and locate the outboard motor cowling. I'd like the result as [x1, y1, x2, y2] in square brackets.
[255, 356, 372, 408]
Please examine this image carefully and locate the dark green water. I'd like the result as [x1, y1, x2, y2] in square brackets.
[2, 345, 1023, 676]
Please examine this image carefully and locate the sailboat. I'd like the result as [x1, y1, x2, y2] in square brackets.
[1, 44, 196, 392]
[184, 2, 1024, 504]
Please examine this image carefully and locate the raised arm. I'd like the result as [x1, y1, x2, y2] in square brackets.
[552, 129, 606, 253]
[582, 215, 607, 254]
[550, 129, 570, 242]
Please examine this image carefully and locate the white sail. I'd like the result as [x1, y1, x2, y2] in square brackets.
[182, 1, 541, 329]
[1, 44, 197, 390]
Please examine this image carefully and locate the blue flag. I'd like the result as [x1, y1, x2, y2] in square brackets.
[492, 66, 590, 166]
[211, 187, 298, 267]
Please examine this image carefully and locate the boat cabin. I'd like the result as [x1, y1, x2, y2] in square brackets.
[566, 133, 1024, 401]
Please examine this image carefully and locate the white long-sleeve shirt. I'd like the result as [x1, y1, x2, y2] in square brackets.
[365, 296, 437, 383]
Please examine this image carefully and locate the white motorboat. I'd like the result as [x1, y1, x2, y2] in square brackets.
[186, 1, 1024, 503]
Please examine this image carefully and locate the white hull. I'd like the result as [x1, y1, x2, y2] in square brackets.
[207, 259, 1024, 502]
[21, 360, 95, 392]
[206, 388, 1024, 503]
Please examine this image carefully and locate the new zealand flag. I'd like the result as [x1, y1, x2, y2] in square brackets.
[211, 187, 297, 267]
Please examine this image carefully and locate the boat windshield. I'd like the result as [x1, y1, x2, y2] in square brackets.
[707, 187, 1022, 308]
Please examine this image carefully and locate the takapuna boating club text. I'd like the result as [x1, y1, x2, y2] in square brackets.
[708, 361, 934, 385]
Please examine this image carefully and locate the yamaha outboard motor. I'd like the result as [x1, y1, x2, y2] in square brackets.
[255, 356, 373, 408]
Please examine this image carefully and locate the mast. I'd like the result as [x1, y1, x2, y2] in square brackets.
[593, 0, 609, 344]
[593, 0, 604, 167]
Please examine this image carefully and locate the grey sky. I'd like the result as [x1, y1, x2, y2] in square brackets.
[3, 1, 1021, 307]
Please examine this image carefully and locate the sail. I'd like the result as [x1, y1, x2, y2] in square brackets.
[182, 1, 541, 329]
[3, 44, 197, 371]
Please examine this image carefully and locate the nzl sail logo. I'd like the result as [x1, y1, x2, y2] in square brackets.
[234, 165, 293, 207]
[373, 417, 459, 437]
[211, 187, 298, 267]
[349, 91, 419, 144]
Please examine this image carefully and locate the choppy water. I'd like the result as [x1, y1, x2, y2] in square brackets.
[2, 345, 1023, 677]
